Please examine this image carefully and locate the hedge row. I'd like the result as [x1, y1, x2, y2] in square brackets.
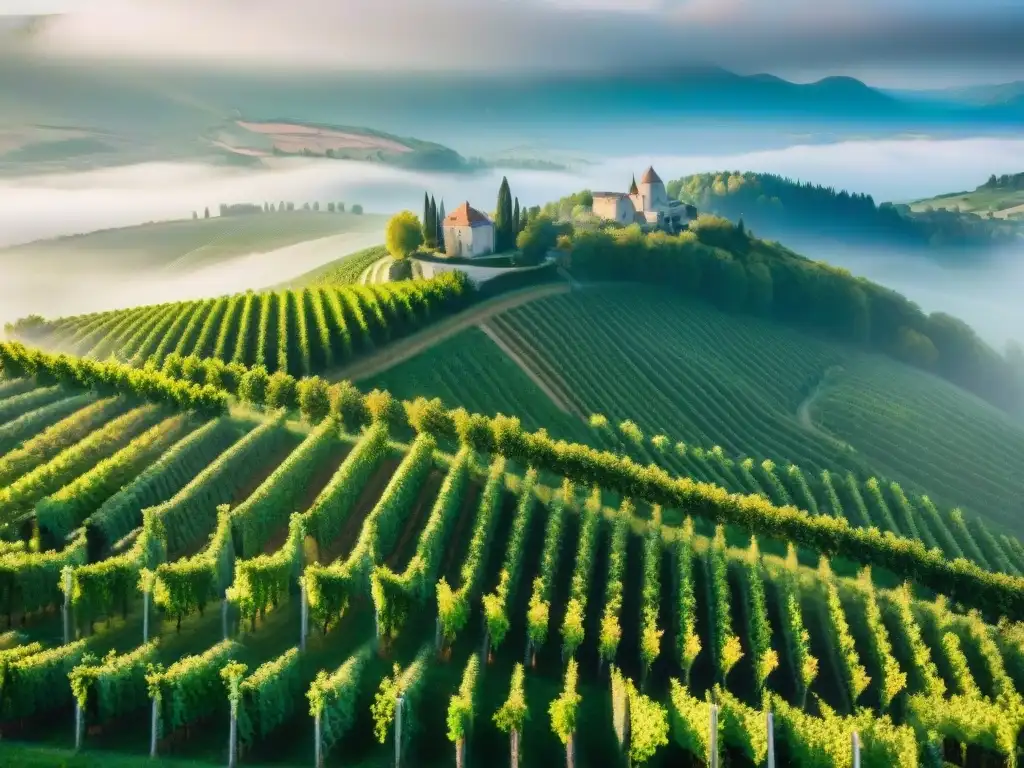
[0, 342, 228, 416]
[6, 341, 1024, 621]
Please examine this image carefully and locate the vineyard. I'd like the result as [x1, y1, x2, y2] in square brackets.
[283, 246, 391, 289]
[7, 272, 472, 379]
[366, 284, 1024, 538]
[3, 343, 1024, 767]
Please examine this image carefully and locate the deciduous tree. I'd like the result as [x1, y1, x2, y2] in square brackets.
[385, 211, 424, 259]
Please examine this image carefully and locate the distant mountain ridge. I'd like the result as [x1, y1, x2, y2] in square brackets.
[1, 15, 1020, 122]
[1, 49, 1022, 175]
[897, 81, 1024, 107]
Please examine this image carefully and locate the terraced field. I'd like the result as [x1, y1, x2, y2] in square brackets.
[368, 284, 1024, 539]
[2, 346, 1024, 767]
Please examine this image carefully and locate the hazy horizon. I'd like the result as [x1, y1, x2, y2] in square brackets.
[3, 134, 1023, 249]
[6, 0, 1024, 88]
[2, 132, 1023, 352]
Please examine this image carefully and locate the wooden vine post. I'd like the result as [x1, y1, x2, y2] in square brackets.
[300, 580, 309, 652]
[74, 699, 83, 750]
[221, 661, 248, 768]
[766, 710, 775, 768]
[314, 711, 322, 768]
[140, 568, 156, 644]
[146, 662, 165, 759]
[394, 694, 404, 768]
[708, 703, 719, 768]
[62, 566, 73, 645]
[852, 730, 861, 768]
[510, 726, 520, 768]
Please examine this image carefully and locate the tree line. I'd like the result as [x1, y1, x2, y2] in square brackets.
[666, 172, 1021, 251]
[983, 173, 1024, 191]
[191, 201, 363, 219]
[559, 214, 1024, 415]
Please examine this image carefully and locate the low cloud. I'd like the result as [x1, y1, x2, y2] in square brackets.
[2, 134, 1024, 344]
[3, 136, 1024, 249]
[12, 0, 1024, 85]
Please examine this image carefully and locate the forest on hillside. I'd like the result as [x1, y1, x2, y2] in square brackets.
[558, 215, 1024, 415]
[666, 172, 1023, 253]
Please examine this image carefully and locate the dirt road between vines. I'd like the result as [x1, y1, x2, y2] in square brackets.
[325, 282, 571, 382]
[479, 321, 577, 416]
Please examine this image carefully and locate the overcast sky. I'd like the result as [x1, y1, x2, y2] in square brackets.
[4, 0, 1024, 88]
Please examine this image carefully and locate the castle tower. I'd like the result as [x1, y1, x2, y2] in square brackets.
[638, 166, 667, 212]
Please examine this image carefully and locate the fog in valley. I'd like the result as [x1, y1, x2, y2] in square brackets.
[2, 134, 1023, 349]
[790, 239, 1024, 350]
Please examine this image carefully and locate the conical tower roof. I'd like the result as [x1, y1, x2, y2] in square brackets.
[640, 166, 662, 184]
[629, 175, 639, 195]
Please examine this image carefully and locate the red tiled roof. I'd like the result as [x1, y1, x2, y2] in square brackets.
[444, 201, 491, 227]
[640, 166, 662, 184]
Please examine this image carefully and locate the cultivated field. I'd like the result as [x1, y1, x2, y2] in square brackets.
[366, 285, 1024, 539]
[6, 272, 472, 378]
[910, 187, 1024, 220]
[282, 245, 390, 288]
[1, 343, 1024, 767]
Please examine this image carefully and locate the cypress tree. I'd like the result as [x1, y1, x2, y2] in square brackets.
[513, 197, 520, 237]
[428, 196, 438, 248]
[520, 206, 529, 232]
[422, 192, 432, 245]
[504, 183, 514, 247]
[437, 200, 446, 249]
[496, 177, 513, 251]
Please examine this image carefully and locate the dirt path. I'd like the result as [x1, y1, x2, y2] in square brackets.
[478, 321, 580, 417]
[796, 369, 856, 452]
[326, 283, 571, 383]
[796, 382, 823, 432]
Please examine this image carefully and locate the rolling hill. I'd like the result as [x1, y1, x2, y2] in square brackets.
[910, 172, 1024, 221]
[4, 194, 1024, 766]
[2, 53, 1023, 180]
[1, 337, 1023, 766]
[364, 284, 1024, 538]
[0, 210, 386, 274]
[666, 171, 1024, 256]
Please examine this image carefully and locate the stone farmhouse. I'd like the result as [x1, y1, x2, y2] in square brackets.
[592, 166, 697, 232]
[442, 201, 495, 258]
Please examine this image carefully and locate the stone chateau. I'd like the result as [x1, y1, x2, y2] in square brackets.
[592, 166, 697, 232]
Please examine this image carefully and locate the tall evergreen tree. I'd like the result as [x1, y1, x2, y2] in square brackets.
[428, 196, 438, 248]
[437, 200, 446, 249]
[422, 192, 432, 244]
[513, 197, 521, 237]
[496, 177, 513, 251]
[520, 206, 529, 232]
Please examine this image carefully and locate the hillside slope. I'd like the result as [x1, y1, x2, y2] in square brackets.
[911, 172, 1024, 220]
[667, 171, 1024, 256]
[364, 284, 1024, 535]
[2, 343, 1024, 767]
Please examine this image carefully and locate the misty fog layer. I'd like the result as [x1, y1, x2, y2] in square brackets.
[0, 231, 383, 327]
[2, 134, 1023, 342]
[804, 241, 1024, 351]
[4, 135, 1023, 248]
